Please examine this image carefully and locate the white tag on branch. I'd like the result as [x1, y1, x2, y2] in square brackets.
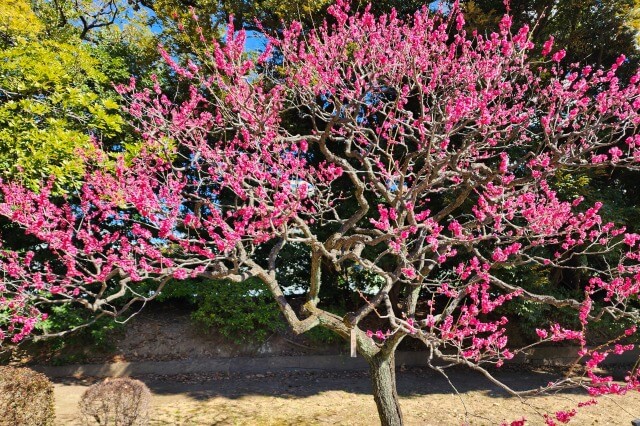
[350, 328, 357, 358]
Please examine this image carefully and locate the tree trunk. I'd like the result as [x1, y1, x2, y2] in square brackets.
[368, 352, 404, 426]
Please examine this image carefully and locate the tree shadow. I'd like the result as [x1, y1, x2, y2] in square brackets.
[51, 364, 640, 426]
[51, 365, 579, 402]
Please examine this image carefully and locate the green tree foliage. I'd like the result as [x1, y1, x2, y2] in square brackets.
[0, 0, 165, 193]
[0, 0, 44, 39]
[0, 1, 124, 192]
[154, 278, 285, 344]
[138, 0, 332, 31]
[457, 0, 640, 68]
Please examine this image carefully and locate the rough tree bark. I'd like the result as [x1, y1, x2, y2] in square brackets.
[300, 297, 405, 426]
[368, 351, 404, 426]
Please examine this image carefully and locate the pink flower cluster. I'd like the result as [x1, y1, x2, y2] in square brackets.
[1, 2, 640, 424]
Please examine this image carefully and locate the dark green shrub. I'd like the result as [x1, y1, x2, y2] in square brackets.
[155, 278, 285, 344]
[32, 304, 123, 365]
[0, 366, 54, 426]
[304, 326, 344, 345]
[79, 378, 151, 426]
[190, 279, 285, 343]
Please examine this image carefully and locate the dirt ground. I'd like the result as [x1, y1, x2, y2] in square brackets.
[53, 367, 640, 426]
[10, 304, 344, 366]
[14, 305, 638, 425]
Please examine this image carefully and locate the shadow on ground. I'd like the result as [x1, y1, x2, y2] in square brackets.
[51, 366, 640, 425]
[52, 365, 575, 402]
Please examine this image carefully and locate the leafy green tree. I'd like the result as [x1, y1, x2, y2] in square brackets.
[0, 0, 165, 193]
[136, 0, 332, 31]
[457, 0, 640, 68]
[0, 1, 124, 192]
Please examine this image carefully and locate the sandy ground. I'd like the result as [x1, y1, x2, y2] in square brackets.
[21, 305, 640, 425]
[53, 367, 640, 426]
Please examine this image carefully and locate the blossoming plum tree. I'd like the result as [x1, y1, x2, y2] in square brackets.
[3, 1, 640, 424]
